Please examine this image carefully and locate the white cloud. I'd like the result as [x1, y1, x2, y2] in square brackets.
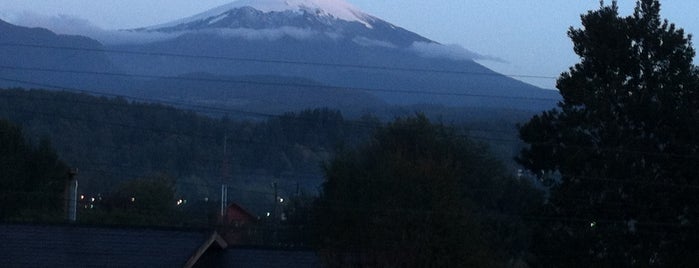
[1, 11, 505, 62]
[7, 11, 97, 36]
[1, 11, 178, 44]
[352, 36, 396, 48]
[2, 11, 334, 44]
[408, 42, 507, 63]
[102, 31, 180, 45]
[210, 27, 320, 41]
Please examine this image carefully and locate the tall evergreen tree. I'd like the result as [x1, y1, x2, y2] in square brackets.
[315, 115, 540, 267]
[518, 1, 699, 266]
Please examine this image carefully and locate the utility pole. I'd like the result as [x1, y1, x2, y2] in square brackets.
[220, 135, 230, 220]
[272, 181, 278, 219]
[272, 181, 279, 244]
[65, 168, 78, 222]
[220, 184, 227, 218]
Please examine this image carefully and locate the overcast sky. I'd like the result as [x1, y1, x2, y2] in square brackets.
[1, 0, 698, 89]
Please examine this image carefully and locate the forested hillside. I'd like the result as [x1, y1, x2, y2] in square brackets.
[0, 88, 543, 254]
[0, 89, 376, 212]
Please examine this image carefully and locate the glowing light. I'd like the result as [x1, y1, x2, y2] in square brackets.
[90, 197, 95, 202]
[279, 198, 284, 203]
[590, 221, 597, 228]
[266, 212, 271, 217]
[131, 197, 136, 202]
[177, 199, 183, 206]
[80, 195, 85, 200]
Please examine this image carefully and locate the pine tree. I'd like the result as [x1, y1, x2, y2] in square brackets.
[518, 1, 699, 266]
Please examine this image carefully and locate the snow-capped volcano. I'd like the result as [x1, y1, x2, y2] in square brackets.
[154, 0, 374, 29]
[0, 3, 560, 113]
[102, 0, 558, 110]
[136, 0, 431, 47]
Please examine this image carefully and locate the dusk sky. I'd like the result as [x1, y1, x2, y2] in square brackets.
[1, 0, 698, 89]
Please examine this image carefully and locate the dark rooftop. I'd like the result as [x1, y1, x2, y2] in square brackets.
[0, 223, 321, 268]
[0, 223, 208, 268]
[198, 247, 321, 268]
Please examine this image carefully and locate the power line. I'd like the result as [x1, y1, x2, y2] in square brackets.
[62, 143, 699, 201]
[3, 81, 696, 164]
[3, 78, 696, 162]
[0, 91, 376, 140]
[0, 65, 560, 101]
[6, 168, 692, 231]
[0, 42, 560, 80]
[70, 144, 699, 203]
[0, 79, 524, 140]
[2, 75, 697, 185]
[68, 153, 699, 201]
[6, 165, 696, 228]
[3, 35, 695, 247]
[0, 77, 271, 119]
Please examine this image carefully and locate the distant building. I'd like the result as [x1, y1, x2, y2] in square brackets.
[219, 202, 258, 245]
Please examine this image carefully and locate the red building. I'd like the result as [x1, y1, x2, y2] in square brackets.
[220, 203, 257, 244]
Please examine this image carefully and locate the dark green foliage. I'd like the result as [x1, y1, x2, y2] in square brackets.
[0, 87, 540, 234]
[109, 175, 176, 212]
[0, 119, 69, 221]
[80, 174, 182, 226]
[276, 192, 316, 247]
[315, 115, 541, 267]
[518, 1, 699, 266]
[0, 89, 373, 203]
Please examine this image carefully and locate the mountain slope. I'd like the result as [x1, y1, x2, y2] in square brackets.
[0, 19, 387, 116]
[0, 19, 126, 92]
[134, 73, 387, 117]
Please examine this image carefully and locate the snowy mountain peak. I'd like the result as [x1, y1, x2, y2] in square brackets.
[151, 0, 374, 29]
[232, 0, 367, 22]
[136, 0, 435, 49]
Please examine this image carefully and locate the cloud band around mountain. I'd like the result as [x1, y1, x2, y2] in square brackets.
[2, 11, 507, 64]
[2, 11, 179, 44]
[408, 42, 507, 63]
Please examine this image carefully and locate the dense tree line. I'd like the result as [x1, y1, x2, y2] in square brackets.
[0, 89, 374, 201]
[0, 119, 69, 221]
[78, 174, 188, 227]
[0, 89, 385, 226]
[0, 88, 546, 257]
